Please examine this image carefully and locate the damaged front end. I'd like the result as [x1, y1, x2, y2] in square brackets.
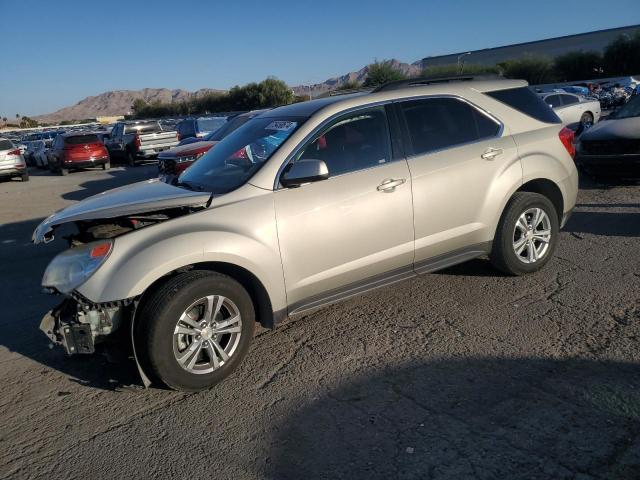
[34, 178, 212, 369]
[40, 297, 132, 355]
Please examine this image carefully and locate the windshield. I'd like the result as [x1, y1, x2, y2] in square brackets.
[179, 116, 305, 193]
[612, 96, 640, 119]
[205, 114, 254, 141]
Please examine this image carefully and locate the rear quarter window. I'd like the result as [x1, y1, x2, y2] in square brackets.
[125, 122, 163, 134]
[486, 87, 561, 124]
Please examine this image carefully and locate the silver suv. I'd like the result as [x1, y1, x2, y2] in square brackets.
[34, 76, 578, 391]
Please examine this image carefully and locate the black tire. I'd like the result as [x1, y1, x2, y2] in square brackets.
[490, 192, 559, 276]
[136, 271, 255, 392]
[59, 167, 69, 176]
[102, 161, 110, 170]
[126, 150, 136, 167]
[580, 112, 594, 130]
[21, 171, 29, 181]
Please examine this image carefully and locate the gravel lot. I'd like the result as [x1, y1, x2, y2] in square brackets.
[0, 166, 638, 480]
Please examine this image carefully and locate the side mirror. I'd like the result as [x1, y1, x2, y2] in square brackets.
[281, 159, 329, 188]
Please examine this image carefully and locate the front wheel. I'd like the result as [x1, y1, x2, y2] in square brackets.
[490, 192, 559, 275]
[136, 271, 255, 392]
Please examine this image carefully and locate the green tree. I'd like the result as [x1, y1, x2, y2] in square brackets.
[362, 60, 407, 87]
[337, 80, 362, 91]
[554, 51, 603, 81]
[421, 63, 499, 77]
[602, 31, 640, 77]
[499, 55, 556, 84]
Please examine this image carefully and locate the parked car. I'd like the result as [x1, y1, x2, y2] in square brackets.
[176, 116, 227, 141]
[576, 94, 640, 177]
[23, 141, 38, 165]
[158, 110, 268, 181]
[539, 92, 601, 130]
[31, 140, 49, 168]
[0, 138, 28, 181]
[106, 120, 179, 165]
[33, 76, 578, 392]
[47, 132, 110, 175]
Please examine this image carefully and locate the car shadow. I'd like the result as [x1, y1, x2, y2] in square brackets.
[61, 165, 158, 201]
[265, 357, 640, 479]
[0, 216, 142, 391]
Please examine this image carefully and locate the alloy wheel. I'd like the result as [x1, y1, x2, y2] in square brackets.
[172, 295, 242, 374]
[512, 207, 552, 264]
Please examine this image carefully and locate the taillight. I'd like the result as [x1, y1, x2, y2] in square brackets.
[134, 133, 141, 148]
[559, 127, 575, 159]
[8, 149, 21, 156]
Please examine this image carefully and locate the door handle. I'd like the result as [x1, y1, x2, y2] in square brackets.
[377, 178, 406, 192]
[481, 147, 503, 160]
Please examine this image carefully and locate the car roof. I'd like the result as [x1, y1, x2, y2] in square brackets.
[266, 78, 527, 119]
[62, 130, 98, 137]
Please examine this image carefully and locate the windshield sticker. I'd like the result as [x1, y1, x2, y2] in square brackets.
[265, 120, 297, 132]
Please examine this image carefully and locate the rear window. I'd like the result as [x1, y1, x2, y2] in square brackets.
[486, 87, 561, 124]
[125, 122, 163, 134]
[197, 117, 226, 133]
[0, 140, 14, 150]
[64, 134, 99, 145]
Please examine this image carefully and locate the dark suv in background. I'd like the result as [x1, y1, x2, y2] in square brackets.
[176, 117, 227, 142]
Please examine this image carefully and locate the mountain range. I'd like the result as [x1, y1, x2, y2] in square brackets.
[34, 59, 422, 123]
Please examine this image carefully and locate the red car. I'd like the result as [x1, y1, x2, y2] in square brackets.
[158, 109, 268, 182]
[48, 132, 110, 175]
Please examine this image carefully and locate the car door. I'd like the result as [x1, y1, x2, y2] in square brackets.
[396, 96, 520, 270]
[107, 123, 124, 156]
[274, 106, 415, 312]
[556, 94, 582, 125]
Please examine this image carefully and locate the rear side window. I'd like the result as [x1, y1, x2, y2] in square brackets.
[544, 95, 562, 108]
[125, 122, 163, 134]
[559, 94, 579, 106]
[399, 97, 500, 156]
[0, 140, 14, 150]
[64, 134, 99, 145]
[486, 87, 561, 124]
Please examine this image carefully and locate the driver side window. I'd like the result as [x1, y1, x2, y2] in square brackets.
[296, 107, 392, 177]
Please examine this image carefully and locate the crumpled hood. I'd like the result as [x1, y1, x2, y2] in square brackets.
[32, 178, 211, 243]
[580, 116, 640, 141]
[158, 141, 219, 158]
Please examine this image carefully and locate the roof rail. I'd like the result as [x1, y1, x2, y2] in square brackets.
[372, 74, 502, 93]
[328, 87, 372, 96]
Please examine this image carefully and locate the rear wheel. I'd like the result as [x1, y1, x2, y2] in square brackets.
[490, 192, 559, 275]
[102, 161, 110, 170]
[20, 171, 29, 181]
[126, 151, 136, 167]
[580, 112, 594, 130]
[136, 271, 255, 392]
[59, 167, 69, 176]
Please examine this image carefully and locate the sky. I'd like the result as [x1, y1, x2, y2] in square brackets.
[1, 0, 639, 117]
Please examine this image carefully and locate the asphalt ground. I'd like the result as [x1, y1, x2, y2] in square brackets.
[0, 164, 638, 479]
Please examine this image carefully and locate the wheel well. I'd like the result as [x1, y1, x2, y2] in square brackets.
[137, 262, 275, 329]
[517, 179, 564, 222]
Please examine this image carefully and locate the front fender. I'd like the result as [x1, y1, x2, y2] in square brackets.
[76, 194, 287, 314]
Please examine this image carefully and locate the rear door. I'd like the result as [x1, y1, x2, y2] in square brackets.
[396, 96, 520, 270]
[555, 94, 582, 125]
[274, 106, 415, 311]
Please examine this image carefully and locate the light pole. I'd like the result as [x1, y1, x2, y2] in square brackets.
[457, 52, 471, 74]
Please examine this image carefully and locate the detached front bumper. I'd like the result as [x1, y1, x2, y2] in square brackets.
[40, 298, 129, 355]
